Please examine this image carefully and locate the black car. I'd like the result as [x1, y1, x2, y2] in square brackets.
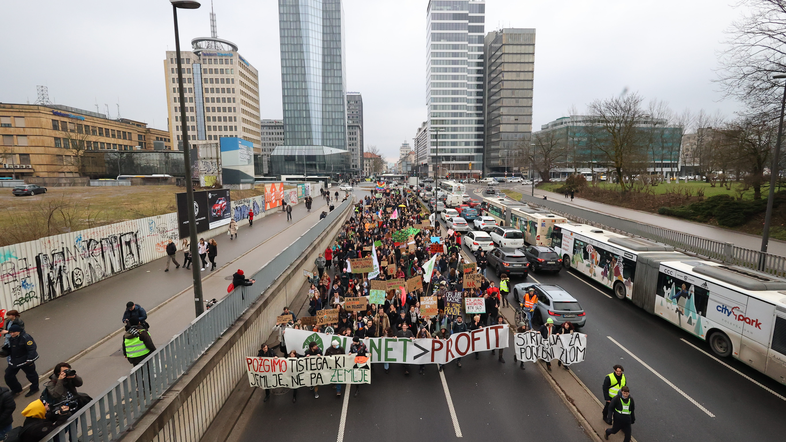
[487, 248, 529, 278]
[483, 188, 497, 196]
[12, 185, 47, 196]
[523, 245, 563, 273]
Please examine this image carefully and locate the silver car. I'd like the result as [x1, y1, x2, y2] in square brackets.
[447, 216, 470, 232]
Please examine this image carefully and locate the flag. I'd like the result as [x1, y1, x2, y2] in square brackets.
[391, 208, 398, 219]
[423, 254, 437, 283]
[346, 258, 352, 273]
[368, 244, 380, 280]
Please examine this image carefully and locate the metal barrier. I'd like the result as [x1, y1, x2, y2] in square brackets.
[44, 198, 353, 442]
[519, 194, 786, 277]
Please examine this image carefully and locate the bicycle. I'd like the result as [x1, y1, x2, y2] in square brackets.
[515, 303, 528, 328]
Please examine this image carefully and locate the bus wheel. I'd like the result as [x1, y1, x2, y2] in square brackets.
[562, 255, 571, 269]
[613, 281, 626, 300]
[709, 332, 732, 358]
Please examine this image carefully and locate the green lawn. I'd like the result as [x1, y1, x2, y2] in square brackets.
[540, 181, 757, 199]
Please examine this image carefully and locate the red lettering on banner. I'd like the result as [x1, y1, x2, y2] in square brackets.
[485, 327, 490, 347]
[446, 339, 455, 360]
[246, 357, 254, 373]
[455, 333, 470, 356]
[490, 325, 502, 346]
[431, 340, 444, 363]
[471, 329, 482, 352]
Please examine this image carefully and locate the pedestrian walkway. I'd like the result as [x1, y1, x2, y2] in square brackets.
[523, 187, 786, 256]
[3, 196, 330, 425]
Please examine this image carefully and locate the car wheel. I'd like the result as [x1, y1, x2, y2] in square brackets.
[709, 332, 732, 358]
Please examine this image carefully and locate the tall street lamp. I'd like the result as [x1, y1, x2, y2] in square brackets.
[171, 0, 206, 315]
[432, 127, 444, 188]
[760, 74, 786, 270]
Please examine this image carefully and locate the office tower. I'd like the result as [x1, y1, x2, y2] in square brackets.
[426, 0, 485, 179]
[346, 92, 363, 176]
[260, 119, 284, 174]
[483, 28, 536, 177]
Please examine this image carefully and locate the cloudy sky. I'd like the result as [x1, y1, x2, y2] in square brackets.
[1, 0, 748, 163]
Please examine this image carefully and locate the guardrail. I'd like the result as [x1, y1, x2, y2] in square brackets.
[519, 194, 786, 277]
[44, 198, 353, 442]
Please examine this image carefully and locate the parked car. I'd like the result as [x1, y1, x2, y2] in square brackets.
[211, 197, 228, 217]
[512, 282, 586, 328]
[489, 226, 525, 249]
[473, 216, 497, 231]
[523, 245, 562, 273]
[463, 230, 494, 252]
[447, 216, 470, 232]
[12, 185, 47, 196]
[441, 208, 459, 222]
[339, 184, 353, 191]
[487, 248, 529, 278]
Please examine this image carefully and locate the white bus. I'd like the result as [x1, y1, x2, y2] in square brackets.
[510, 207, 567, 247]
[550, 223, 680, 299]
[439, 180, 466, 207]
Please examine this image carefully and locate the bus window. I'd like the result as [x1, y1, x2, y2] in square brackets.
[773, 317, 786, 355]
[551, 229, 562, 249]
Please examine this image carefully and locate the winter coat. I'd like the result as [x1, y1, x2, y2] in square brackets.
[7, 332, 39, 367]
[315, 256, 326, 269]
[229, 220, 238, 235]
[0, 386, 15, 428]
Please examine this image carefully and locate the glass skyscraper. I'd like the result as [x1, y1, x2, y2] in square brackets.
[426, 0, 485, 179]
[278, 0, 347, 151]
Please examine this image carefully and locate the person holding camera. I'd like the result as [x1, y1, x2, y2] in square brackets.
[43, 363, 86, 409]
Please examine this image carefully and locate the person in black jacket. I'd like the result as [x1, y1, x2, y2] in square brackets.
[0, 386, 16, 439]
[19, 400, 71, 442]
[43, 362, 84, 408]
[605, 386, 635, 442]
[305, 342, 322, 399]
[4, 325, 39, 397]
[451, 316, 468, 368]
[324, 341, 346, 396]
[257, 344, 276, 402]
[602, 365, 626, 422]
[164, 240, 180, 272]
[232, 270, 255, 291]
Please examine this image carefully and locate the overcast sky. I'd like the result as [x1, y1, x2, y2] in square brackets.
[1, 0, 747, 164]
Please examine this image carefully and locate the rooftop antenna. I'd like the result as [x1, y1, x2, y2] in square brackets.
[210, 0, 218, 38]
[116, 102, 121, 119]
[35, 85, 52, 105]
[105, 104, 111, 119]
[94, 101, 99, 114]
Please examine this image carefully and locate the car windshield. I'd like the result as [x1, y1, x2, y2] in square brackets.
[505, 230, 524, 239]
[540, 252, 559, 260]
[554, 302, 582, 311]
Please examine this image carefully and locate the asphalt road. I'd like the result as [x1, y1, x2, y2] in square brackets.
[459, 186, 786, 442]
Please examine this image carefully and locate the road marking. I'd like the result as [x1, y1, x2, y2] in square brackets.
[439, 369, 463, 438]
[680, 338, 786, 402]
[336, 385, 351, 442]
[566, 271, 612, 299]
[607, 335, 715, 418]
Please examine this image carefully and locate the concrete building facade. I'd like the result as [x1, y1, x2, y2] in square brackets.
[260, 118, 284, 174]
[347, 92, 363, 175]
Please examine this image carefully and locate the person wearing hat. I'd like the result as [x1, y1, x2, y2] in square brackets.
[4, 324, 40, 397]
[122, 320, 155, 367]
[451, 316, 468, 368]
[122, 302, 148, 331]
[537, 318, 556, 371]
[349, 337, 368, 397]
[0, 309, 24, 356]
[232, 269, 255, 292]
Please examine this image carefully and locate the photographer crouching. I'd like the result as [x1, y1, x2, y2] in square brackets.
[42, 363, 91, 412]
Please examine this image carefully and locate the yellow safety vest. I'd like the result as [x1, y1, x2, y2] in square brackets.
[500, 279, 509, 292]
[616, 397, 632, 415]
[124, 334, 151, 359]
[607, 373, 626, 398]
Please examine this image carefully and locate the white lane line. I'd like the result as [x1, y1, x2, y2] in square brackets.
[680, 338, 786, 402]
[566, 271, 612, 299]
[607, 335, 715, 418]
[439, 369, 464, 438]
[336, 385, 351, 442]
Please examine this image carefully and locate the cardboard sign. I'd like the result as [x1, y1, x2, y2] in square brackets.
[445, 291, 462, 316]
[381, 260, 388, 268]
[463, 273, 480, 289]
[369, 289, 386, 305]
[465, 298, 486, 314]
[514, 332, 587, 365]
[463, 262, 477, 274]
[422, 220, 431, 227]
[277, 314, 293, 325]
[317, 308, 339, 326]
[388, 264, 396, 275]
[414, 224, 424, 229]
[363, 246, 371, 252]
[247, 355, 370, 389]
[406, 276, 423, 292]
[370, 280, 387, 291]
[386, 207, 392, 213]
[350, 258, 374, 274]
[408, 243, 416, 253]
[421, 296, 438, 317]
[300, 316, 318, 327]
[344, 297, 368, 312]
[303, 270, 314, 280]
[430, 244, 444, 254]
[387, 278, 405, 290]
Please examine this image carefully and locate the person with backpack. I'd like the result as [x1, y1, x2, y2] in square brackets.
[164, 240, 180, 272]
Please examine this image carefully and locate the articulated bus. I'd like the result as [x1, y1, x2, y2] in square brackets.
[439, 180, 466, 207]
[552, 222, 786, 384]
[510, 207, 567, 247]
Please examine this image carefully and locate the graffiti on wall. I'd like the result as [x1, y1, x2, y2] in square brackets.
[233, 195, 264, 222]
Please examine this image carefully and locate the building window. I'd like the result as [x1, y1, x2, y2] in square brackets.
[98, 127, 104, 137]
[16, 136, 27, 146]
[0, 117, 11, 127]
[54, 138, 62, 148]
[18, 154, 30, 165]
[52, 120, 60, 130]
[111, 130, 116, 138]
[2, 135, 13, 145]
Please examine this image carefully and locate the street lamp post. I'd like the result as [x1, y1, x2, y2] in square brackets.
[432, 127, 444, 189]
[171, 0, 205, 316]
[760, 74, 786, 270]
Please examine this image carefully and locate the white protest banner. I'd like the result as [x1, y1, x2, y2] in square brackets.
[513, 331, 587, 365]
[465, 298, 486, 314]
[246, 355, 371, 389]
[284, 325, 510, 365]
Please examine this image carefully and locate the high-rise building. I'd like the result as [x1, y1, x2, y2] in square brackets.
[278, 0, 348, 152]
[346, 92, 363, 175]
[163, 9, 261, 153]
[426, 0, 485, 179]
[484, 28, 536, 177]
[260, 119, 284, 174]
[399, 141, 411, 158]
[414, 121, 429, 164]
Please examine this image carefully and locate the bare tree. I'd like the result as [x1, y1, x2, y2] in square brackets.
[588, 93, 648, 190]
[0, 145, 17, 179]
[59, 123, 94, 177]
[646, 99, 673, 182]
[725, 113, 778, 199]
[365, 145, 385, 175]
[524, 130, 568, 182]
[717, 0, 786, 115]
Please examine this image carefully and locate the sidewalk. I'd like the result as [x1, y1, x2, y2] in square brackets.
[526, 187, 786, 256]
[4, 197, 328, 425]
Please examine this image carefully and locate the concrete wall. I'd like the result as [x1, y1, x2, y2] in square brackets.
[121, 200, 353, 442]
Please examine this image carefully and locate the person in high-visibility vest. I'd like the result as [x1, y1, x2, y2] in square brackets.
[602, 365, 626, 423]
[521, 287, 538, 328]
[499, 274, 510, 308]
[122, 321, 155, 367]
[605, 386, 635, 442]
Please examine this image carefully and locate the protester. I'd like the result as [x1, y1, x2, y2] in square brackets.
[305, 342, 322, 399]
[0, 384, 13, 439]
[257, 344, 276, 402]
[207, 238, 218, 271]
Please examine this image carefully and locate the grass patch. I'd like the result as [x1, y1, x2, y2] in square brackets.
[502, 190, 523, 201]
[541, 181, 753, 198]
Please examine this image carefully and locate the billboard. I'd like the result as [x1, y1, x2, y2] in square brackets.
[220, 137, 255, 184]
[176, 189, 232, 239]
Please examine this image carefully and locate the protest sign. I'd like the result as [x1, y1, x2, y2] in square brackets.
[350, 258, 374, 273]
[430, 244, 444, 254]
[300, 316, 317, 327]
[276, 314, 293, 325]
[344, 297, 368, 312]
[363, 246, 371, 252]
[246, 355, 371, 389]
[387, 278, 405, 290]
[374, 240, 382, 248]
[381, 260, 388, 268]
[514, 332, 587, 365]
[387, 264, 396, 275]
[462, 262, 477, 274]
[303, 270, 314, 280]
[422, 220, 431, 227]
[370, 280, 387, 291]
[414, 224, 424, 229]
[375, 193, 382, 198]
[408, 243, 416, 253]
[406, 276, 423, 292]
[421, 296, 438, 317]
[369, 289, 386, 305]
[430, 236, 441, 244]
[445, 291, 462, 316]
[465, 298, 486, 314]
[463, 273, 480, 289]
[284, 326, 509, 365]
[317, 308, 339, 326]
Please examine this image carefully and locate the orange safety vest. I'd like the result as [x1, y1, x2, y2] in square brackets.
[524, 293, 538, 310]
